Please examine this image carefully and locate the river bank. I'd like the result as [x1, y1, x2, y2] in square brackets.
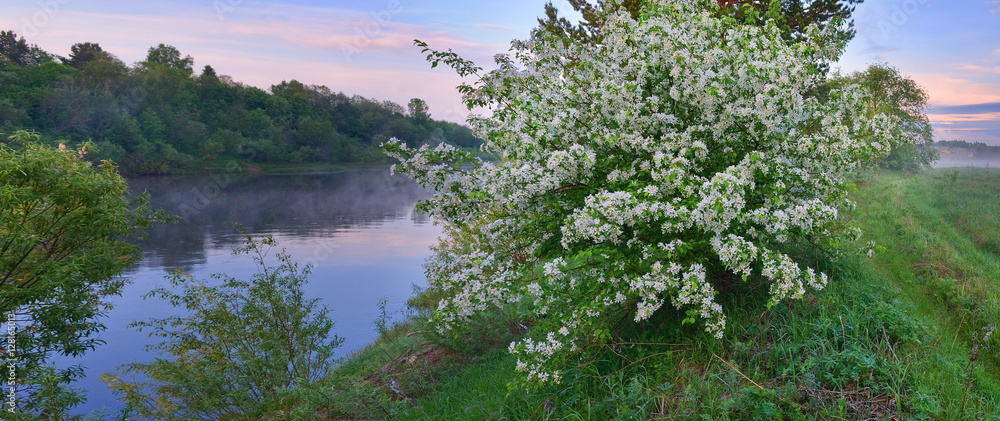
[319, 168, 1000, 420]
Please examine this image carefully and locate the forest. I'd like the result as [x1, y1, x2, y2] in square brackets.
[0, 31, 480, 175]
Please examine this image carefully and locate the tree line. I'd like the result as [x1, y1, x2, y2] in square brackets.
[935, 140, 1000, 156]
[0, 31, 481, 175]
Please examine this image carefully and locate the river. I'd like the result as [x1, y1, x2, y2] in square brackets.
[61, 168, 440, 416]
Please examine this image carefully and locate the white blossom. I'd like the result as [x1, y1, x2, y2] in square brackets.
[386, 0, 907, 386]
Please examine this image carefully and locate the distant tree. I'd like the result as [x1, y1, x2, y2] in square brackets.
[0, 38, 481, 173]
[64, 42, 109, 69]
[198, 64, 220, 84]
[831, 63, 938, 171]
[0, 131, 163, 417]
[143, 43, 194, 74]
[407, 98, 430, 123]
[0, 31, 36, 66]
[80, 52, 129, 95]
[539, 0, 863, 45]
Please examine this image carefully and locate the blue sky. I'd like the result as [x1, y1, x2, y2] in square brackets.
[2, 0, 998, 144]
[839, 0, 1000, 145]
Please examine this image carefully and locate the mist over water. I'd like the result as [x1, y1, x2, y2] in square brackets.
[932, 157, 1000, 168]
[60, 168, 441, 416]
[932, 145, 1000, 169]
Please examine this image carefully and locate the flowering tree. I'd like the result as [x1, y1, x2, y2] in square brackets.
[386, 0, 906, 386]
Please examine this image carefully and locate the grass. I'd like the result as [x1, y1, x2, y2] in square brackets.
[848, 168, 1000, 419]
[323, 168, 1000, 420]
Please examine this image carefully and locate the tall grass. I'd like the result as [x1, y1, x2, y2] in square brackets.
[849, 168, 1000, 419]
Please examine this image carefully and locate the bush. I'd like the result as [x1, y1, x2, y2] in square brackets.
[103, 235, 342, 420]
[1, 130, 160, 418]
[386, 0, 909, 386]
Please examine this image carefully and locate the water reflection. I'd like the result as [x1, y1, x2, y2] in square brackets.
[64, 168, 440, 415]
[128, 169, 433, 270]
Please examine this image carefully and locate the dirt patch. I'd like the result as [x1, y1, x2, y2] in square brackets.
[362, 346, 473, 400]
[803, 386, 899, 420]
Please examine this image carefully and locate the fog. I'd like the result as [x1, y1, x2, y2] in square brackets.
[126, 168, 432, 271]
[932, 157, 1000, 169]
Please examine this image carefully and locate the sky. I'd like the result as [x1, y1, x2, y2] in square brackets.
[2, 0, 999, 144]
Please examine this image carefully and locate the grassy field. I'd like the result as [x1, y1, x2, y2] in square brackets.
[322, 168, 1000, 420]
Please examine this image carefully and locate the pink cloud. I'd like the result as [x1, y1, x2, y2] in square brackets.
[477, 23, 512, 30]
[927, 112, 1000, 124]
[958, 64, 1000, 75]
[909, 73, 1000, 107]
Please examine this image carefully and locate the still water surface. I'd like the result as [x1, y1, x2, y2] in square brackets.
[65, 168, 440, 415]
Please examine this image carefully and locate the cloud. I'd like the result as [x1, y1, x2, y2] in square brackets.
[476, 23, 511, 30]
[927, 102, 1000, 115]
[926, 106, 1000, 145]
[927, 113, 1000, 125]
[217, 16, 498, 61]
[959, 64, 1000, 75]
[859, 45, 901, 55]
[908, 73, 1000, 107]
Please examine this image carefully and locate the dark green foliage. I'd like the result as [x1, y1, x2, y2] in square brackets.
[935, 140, 1000, 151]
[64, 42, 108, 70]
[0, 131, 162, 418]
[0, 31, 37, 67]
[142, 44, 194, 74]
[715, 0, 865, 44]
[537, 0, 644, 44]
[104, 235, 342, 420]
[0, 32, 482, 175]
[406, 98, 430, 124]
[538, 0, 863, 45]
[0, 31, 53, 67]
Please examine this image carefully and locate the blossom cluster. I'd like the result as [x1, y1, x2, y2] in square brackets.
[385, 0, 906, 386]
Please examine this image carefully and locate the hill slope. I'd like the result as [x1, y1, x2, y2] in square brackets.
[0, 36, 480, 175]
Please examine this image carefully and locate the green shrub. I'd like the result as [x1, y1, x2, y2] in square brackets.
[104, 235, 341, 420]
